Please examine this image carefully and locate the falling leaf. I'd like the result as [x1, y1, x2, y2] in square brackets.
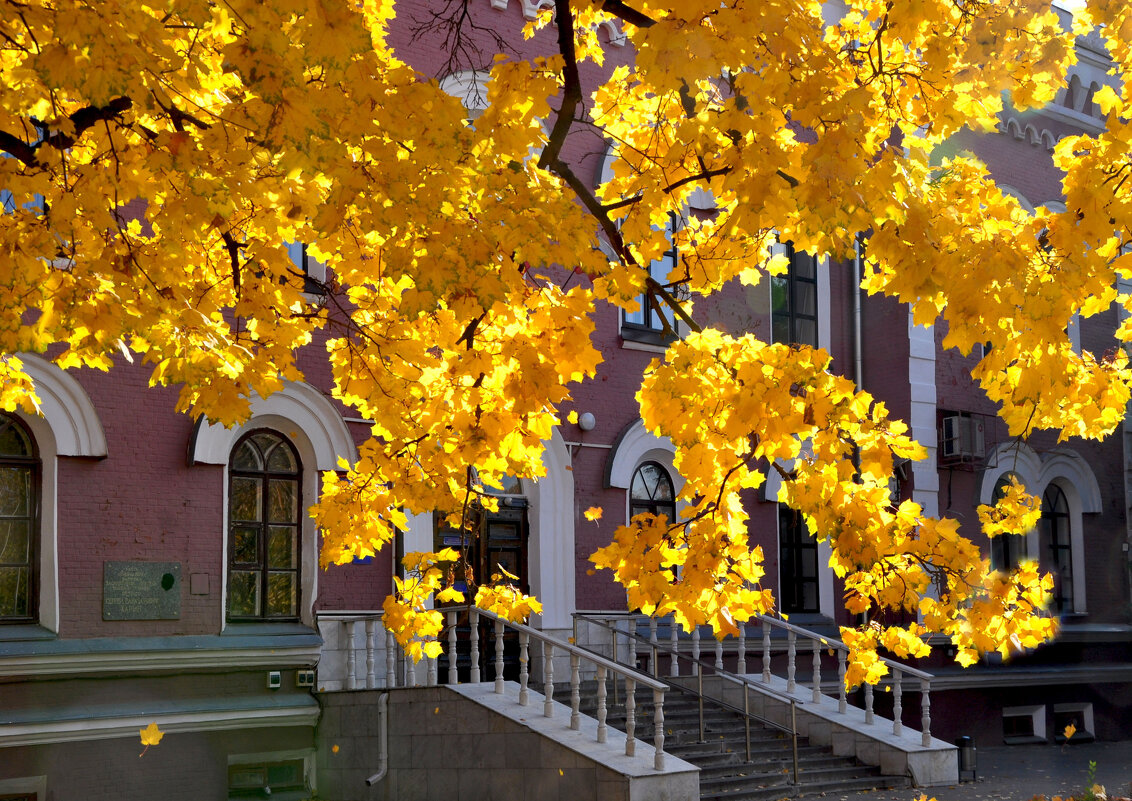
[584, 506, 603, 521]
[559, 769, 564, 776]
[139, 722, 164, 747]
[332, 744, 340, 753]
[1063, 722, 1076, 740]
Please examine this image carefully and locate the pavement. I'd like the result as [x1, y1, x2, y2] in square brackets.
[842, 741, 1132, 801]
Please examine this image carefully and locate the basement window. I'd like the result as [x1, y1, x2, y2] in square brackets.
[1003, 705, 1046, 744]
[1053, 703, 1095, 743]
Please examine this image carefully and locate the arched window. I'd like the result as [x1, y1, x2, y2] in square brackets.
[0, 413, 38, 622]
[1040, 484, 1073, 613]
[228, 430, 302, 621]
[630, 461, 676, 524]
[991, 473, 1029, 572]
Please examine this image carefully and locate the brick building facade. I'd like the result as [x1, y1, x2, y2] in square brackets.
[1, 2, 1129, 798]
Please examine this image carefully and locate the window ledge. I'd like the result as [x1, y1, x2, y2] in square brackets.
[221, 622, 318, 638]
[621, 337, 670, 354]
[0, 624, 57, 642]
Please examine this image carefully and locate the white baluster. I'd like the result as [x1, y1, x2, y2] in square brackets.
[624, 677, 636, 757]
[812, 640, 821, 703]
[838, 649, 847, 714]
[714, 638, 723, 672]
[692, 627, 701, 674]
[519, 631, 530, 705]
[570, 653, 581, 730]
[494, 618, 505, 694]
[892, 670, 903, 736]
[787, 630, 796, 693]
[628, 617, 637, 668]
[738, 623, 747, 675]
[921, 679, 932, 747]
[345, 620, 357, 690]
[653, 688, 666, 771]
[543, 641, 555, 717]
[596, 665, 608, 743]
[447, 611, 458, 685]
[469, 608, 481, 684]
[762, 619, 772, 683]
[365, 618, 377, 690]
[865, 682, 874, 725]
[385, 630, 396, 687]
[670, 620, 679, 678]
[405, 648, 416, 687]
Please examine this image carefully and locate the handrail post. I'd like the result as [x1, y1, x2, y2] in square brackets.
[469, 608, 481, 684]
[921, 678, 932, 747]
[653, 688, 666, 771]
[543, 640, 555, 717]
[624, 677, 636, 757]
[892, 670, 903, 736]
[762, 619, 771, 683]
[738, 623, 747, 675]
[812, 639, 821, 703]
[365, 618, 377, 690]
[519, 631, 530, 705]
[697, 666, 705, 742]
[714, 637, 723, 672]
[628, 617, 637, 670]
[669, 619, 679, 677]
[427, 651, 437, 687]
[837, 649, 847, 713]
[611, 622, 619, 708]
[596, 665, 608, 743]
[865, 681, 874, 724]
[744, 682, 751, 762]
[692, 626, 701, 670]
[570, 653, 581, 730]
[447, 611, 458, 685]
[493, 618, 504, 694]
[786, 630, 796, 693]
[791, 701, 799, 784]
[649, 618, 658, 677]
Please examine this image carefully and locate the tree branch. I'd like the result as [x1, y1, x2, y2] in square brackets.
[0, 97, 134, 168]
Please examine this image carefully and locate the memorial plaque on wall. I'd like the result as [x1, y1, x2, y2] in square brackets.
[103, 561, 182, 620]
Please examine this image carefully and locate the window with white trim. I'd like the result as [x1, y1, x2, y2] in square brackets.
[990, 473, 1028, 572]
[622, 215, 681, 346]
[0, 414, 38, 623]
[1040, 483, 1074, 613]
[779, 504, 819, 614]
[227, 430, 302, 621]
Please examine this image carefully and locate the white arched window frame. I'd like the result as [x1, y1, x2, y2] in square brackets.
[188, 381, 357, 629]
[978, 442, 1097, 614]
[605, 418, 686, 523]
[5, 353, 108, 634]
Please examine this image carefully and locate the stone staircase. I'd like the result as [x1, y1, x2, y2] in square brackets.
[580, 682, 911, 801]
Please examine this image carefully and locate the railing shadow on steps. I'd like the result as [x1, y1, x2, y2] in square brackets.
[317, 606, 672, 771]
[574, 612, 805, 785]
[573, 612, 935, 748]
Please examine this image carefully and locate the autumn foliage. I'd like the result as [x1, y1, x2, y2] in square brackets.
[2, 0, 1131, 679]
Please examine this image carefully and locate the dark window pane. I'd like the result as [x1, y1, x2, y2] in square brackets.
[268, 479, 297, 523]
[795, 282, 817, 317]
[267, 526, 297, 568]
[794, 253, 816, 279]
[487, 522, 520, 541]
[231, 441, 261, 471]
[772, 316, 790, 345]
[0, 566, 29, 616]
[229, 570, 260, 617]
[231, 477, 262, 522]
[250, 432, 280, 457]
[0, 419, 31, 456]
[0, 467, 30, 516]
[795, 318, 818, 348]
[770, 276, 788, 314]
[266, 572, 296, 616]
[266, 441, 298, 473]
[0, 519, 30, 563]
[232, 526, 259, 565]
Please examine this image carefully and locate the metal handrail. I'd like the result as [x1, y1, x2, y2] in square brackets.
[574, 612, 801, 783]
[756, 613, 933, 681]
[573, 610, 936, 748]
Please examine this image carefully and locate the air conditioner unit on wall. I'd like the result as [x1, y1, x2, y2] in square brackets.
[941, 414, 985, 460]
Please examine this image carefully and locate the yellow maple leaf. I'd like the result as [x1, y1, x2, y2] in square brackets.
[584, 506, 603, 521]
[139, 722, 164, 756]
[1063, 722, 1076, 740]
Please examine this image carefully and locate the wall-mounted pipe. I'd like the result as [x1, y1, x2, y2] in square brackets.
[364, 693, 389, 787]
